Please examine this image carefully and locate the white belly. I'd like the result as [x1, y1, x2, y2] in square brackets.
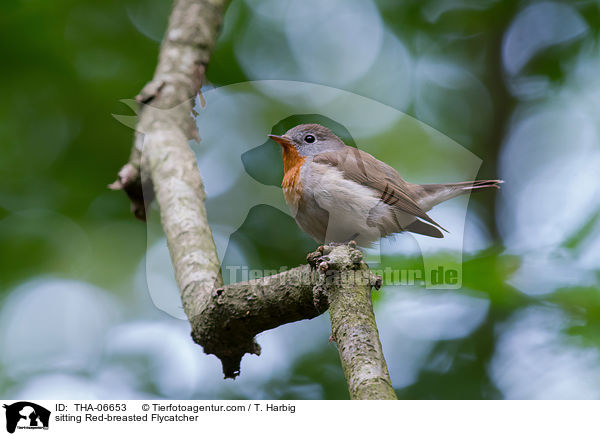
[297, 162, 413, 245]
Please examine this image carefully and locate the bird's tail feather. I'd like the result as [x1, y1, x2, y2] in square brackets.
[416, 179, 503, 210]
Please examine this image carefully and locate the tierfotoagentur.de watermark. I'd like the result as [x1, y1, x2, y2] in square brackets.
[222, 265, 460, 287]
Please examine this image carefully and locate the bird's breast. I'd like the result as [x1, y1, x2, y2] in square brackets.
[281, 146, 305, 209]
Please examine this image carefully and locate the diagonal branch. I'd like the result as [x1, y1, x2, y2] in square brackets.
[111, 0, 397, 399]
[110, 0, 227, 220]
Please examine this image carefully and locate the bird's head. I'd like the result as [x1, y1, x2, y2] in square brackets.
[269, 123, 345, 156]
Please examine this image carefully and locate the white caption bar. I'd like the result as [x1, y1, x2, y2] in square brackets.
[0, 400, 597, 436]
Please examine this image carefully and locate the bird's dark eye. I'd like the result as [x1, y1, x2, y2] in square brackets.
[304, 134, 316, 144]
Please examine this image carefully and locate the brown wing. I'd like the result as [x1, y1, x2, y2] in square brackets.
[312, 147, 447, 232]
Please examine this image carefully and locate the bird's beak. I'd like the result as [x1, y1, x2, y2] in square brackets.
[269, 134, 294, 148]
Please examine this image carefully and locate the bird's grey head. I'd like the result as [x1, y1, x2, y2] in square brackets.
[269, 123, 345, 156]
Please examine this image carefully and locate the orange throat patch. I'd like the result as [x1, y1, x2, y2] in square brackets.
[281, 145, 305, 209]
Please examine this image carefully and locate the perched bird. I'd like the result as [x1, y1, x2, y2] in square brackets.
[269, 123, 502, 246]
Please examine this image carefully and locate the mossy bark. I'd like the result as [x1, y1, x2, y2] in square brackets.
[318, 245, 397, 400]
[328, 273, 397, 399]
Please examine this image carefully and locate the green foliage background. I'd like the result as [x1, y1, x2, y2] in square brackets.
[1, 0, 599, 399]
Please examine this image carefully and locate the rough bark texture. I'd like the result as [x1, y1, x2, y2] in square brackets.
[323, 244, 398, 400]
[110, 0, 227, 220]
[191, 243, 392, 387]
[191, 263, 324, 378]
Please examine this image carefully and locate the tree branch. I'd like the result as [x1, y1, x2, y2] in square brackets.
[325, 244, 398, 400]
[190, 242, 395, 399]
[111, 0, 397, 399]
[110, 0, 227, 220]
[191, 255, 324, 378]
